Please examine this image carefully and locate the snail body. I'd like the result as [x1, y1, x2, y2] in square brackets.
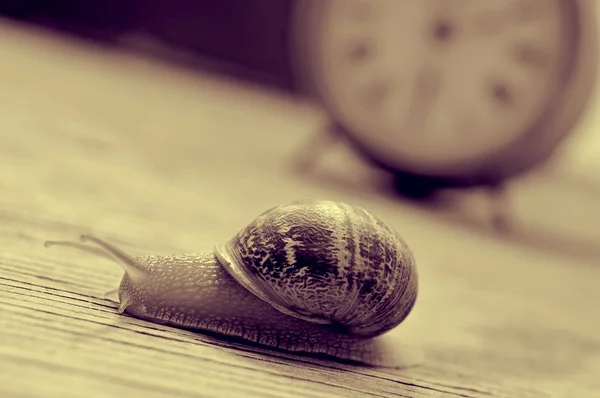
[46, 200, 419, 367]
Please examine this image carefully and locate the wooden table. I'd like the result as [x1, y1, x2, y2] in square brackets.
[0, 19, 599, 398]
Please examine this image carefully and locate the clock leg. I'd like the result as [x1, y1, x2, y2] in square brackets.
[291, 122, 342, 173]
[392, 173, 440, 201]
[488, 183, 513, 234]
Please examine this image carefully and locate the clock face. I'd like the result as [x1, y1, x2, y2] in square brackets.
[297, 0, 583, 177]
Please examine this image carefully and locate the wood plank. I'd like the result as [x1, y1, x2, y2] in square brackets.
[0, 18, 598, 398]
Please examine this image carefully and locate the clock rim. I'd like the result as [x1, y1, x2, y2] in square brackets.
[289, 0, 598, 187]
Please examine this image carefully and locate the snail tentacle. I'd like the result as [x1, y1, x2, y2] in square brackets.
[79, 234, 148, 283]
[44, 239, 113, 261]
[45, 234, 149, 283]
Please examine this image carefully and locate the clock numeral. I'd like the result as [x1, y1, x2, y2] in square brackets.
[513, 44, 549, 69]
[361, 80, 391, 110]
[490, 82, 514, 106]
[511, 0, 545, 22]
[348, 42, 373, 62]
[346, 0, 376, 23]
[432, 19, 456, 44]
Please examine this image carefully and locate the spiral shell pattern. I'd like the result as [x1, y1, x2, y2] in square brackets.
[215, 200, 418, 337]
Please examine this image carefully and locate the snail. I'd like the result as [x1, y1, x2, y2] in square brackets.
[45, 200, 420, 367]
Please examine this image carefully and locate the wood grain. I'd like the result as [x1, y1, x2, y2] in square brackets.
[0, 19, 599, 398]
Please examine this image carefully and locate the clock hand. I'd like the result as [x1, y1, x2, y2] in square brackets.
[402, 66, 443, 135]
[473, 0, 537, 36]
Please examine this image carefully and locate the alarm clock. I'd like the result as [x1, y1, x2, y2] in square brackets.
[9, 0, 594, 190]
[290, 0, 598, 188]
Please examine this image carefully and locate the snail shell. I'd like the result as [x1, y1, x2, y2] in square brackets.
[44, 200, 419, 367]
[215, 200, 417, 337]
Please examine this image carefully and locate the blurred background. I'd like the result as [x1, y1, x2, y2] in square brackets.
[2, 4, 599, 396]
[0, 0, 599, 261]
